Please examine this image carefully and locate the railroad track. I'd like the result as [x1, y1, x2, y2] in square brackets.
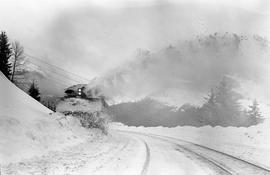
[119, 130, 270, 175]
[140, 140, 150, 175]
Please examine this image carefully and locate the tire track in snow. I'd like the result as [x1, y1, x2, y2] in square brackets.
[134, 134, 233, 174]
[175, 145, 233, 175]
[148, 133, 270, 174]
[140, 140, 150, 175]
[116, 131, 151, 175]
[125, 131, 270, 175]
[125, 131, 231, 175]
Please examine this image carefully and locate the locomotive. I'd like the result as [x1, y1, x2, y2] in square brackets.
[55, 84, 110, 133]
[56, 84, 108, 114]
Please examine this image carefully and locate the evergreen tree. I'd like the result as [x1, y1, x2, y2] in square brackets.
[0, 31, 12, 78]
[215, 77, 241, 124]
[200, 76, 242, 126]
[247, 99, 263, 124]
[201, 89, 218, 125]
[28, 81, 41, 101]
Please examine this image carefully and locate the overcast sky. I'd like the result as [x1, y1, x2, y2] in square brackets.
[1, 0, 270, 105]
[0, 0, 270, 80]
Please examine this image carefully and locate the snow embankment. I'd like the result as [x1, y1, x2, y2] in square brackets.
[111, 113, 270, 168]
[0, 73, 94, 165]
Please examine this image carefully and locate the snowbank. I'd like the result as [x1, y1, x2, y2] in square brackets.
[0, 73, 94, 165]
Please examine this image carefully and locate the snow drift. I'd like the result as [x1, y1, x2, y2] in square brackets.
[0, 72, 90, 164]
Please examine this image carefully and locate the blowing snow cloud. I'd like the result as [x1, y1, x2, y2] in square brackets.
[88, 33, 270, 106]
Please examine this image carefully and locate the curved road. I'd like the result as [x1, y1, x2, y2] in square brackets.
[117, 130, 270, 175]
[3, 130, 270, 175]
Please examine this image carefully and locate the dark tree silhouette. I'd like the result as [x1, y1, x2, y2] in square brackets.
[11, 41, 25, 82]
[28, 81, 41, 101]
[214, 77, 241, 125]
[247, 99, 263, 124]
[201, 89, 218, 125]
[199, 76, 244, 126]
[0, 31, 12, 78]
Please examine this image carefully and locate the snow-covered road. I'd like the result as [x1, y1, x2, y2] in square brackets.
[3, 130, 270, 175]
[122, 131, 270, 175]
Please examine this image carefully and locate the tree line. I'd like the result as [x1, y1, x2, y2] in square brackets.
[0, 31, 40, 101]
[198, 76, 263, 126]
[110, 76, 263, 127]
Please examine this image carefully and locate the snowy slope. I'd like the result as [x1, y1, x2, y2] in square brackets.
[0, 72, 88, 164]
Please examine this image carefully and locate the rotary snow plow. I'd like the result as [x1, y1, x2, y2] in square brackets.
[56, 84, 110, 134]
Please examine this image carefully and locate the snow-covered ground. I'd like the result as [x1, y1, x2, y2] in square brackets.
[0, 72, 101, 165]
[111, 114, 270, 169]
[2, 70, 270, 175]
[2, 132, 142, 175]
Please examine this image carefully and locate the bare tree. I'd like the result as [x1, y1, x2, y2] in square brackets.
[11, 41, 25, 82]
